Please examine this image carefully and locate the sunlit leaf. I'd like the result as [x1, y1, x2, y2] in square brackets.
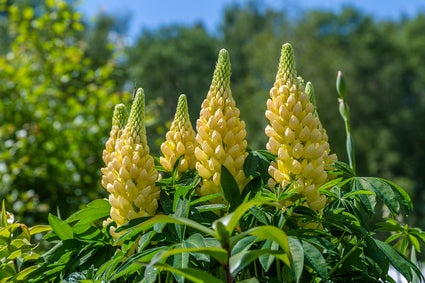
[144, 262, 224, 283]
[48, 213, 74, 240]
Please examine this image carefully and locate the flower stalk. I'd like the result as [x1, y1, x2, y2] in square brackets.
[195, 49, 248, 205]
[265, 43, 337, 211]
[160, 94, 196, 174]
[101, 89, 160, 236]
[336, 71, 356, 173]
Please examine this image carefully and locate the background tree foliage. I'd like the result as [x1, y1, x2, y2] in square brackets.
[1, 0, 424, 236]
[0, 0, 124, 223]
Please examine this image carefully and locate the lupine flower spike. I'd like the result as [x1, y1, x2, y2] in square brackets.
[265, 43, 337, 211]
[102, 104, 129, 166]
[101, 89, 160, 236]
[195, 49, 248, 205]
[160, 94, 197, 174]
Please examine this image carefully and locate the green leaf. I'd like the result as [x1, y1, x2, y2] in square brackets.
[152, 247, 228, 265]
[29, 225, 51, 235]
[243, 152, 259, 177]
[145, 262, 224, 283]
[374, 239, 412, 282]
[1, 200, 7, 227]
[377, 178, 412, 214]
[221, 165, 241, 211]
[65, 199, 111, 224]
[232, 235, 257, 256]
[296, 235, 338, 255]
[408, 234, 421, 253]
[195, 204, 227, 212]
[125, 215, 215, 237]
[144, 265, 158, 283]
[247, 226, 290, 256]
[174, 196, 190, 241]
[332, 161, 355, 177]
[214, 220, 230, 247]
[343, 189, 375, 199]
[15, 265, 39, 281]
[172, 243, 189, 283]
[410, 248, 420, 283]
[48, 213, 74, 240]
[385, 233, 403, 244]
[185, 233, 210, 262]
[230, 249, 288, 277]
[111, 246, 168, 280]
[354, 177, 399, 215]
[302, 240, 328, 278]
[95, 250, 125, 281]
[249, 206, 270, 225]
[258, 240, 278, 272]
[239, 278, 259, 283]
[190, 193, 223, 206]
[222, 200, 275, 236]
[137, 230, 156, 253]
[287, 237, 304, 283]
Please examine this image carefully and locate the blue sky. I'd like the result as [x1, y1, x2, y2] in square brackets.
[78, 0, 425, 38]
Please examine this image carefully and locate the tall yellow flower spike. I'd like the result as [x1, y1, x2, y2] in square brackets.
[101, 88, 160, 232]
[102, 103, 128, 166]
[265, 43, 337, 211]
[195, 49, 248, 204]
[160, 94, 196, 173]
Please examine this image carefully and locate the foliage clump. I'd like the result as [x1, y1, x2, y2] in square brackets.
[8, 43, 424, 283]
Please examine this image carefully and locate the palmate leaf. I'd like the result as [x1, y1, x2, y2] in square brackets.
[301, 240, 328, 279]
[350, 176, 412, 216]
[373, 239, 425, 282]
[332, 161, 356, 178]
[353, 177, 399, 215]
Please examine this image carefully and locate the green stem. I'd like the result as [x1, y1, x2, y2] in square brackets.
[339, 99, 356, 173]
[276, 259, 281, 281]
[328, 240, 362, 277]
[254, 260, 258, 278]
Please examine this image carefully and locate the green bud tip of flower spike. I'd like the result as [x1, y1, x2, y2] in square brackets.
[172, 94, 190, 129]
[277, 43, 297, 84]
[211, 49, 231, 91]
[127, 88, 146, 143]
[305, 81, 319, 117]
[112, 103, 129, 130]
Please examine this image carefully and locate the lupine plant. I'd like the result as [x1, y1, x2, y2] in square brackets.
[4, 43, 425, 283]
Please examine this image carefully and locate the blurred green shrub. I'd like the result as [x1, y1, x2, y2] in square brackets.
[0, 0, 123, 223]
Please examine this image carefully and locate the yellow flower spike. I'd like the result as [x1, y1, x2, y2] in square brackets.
[265, 43, 337, 211]
[101, 88, 160, 232]
[195, 49, 248, 204]
[160, 94, 197, 174]
[102, 104, 128, 169]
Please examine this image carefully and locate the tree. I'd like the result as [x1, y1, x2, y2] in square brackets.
[0, 0, 123, 223]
